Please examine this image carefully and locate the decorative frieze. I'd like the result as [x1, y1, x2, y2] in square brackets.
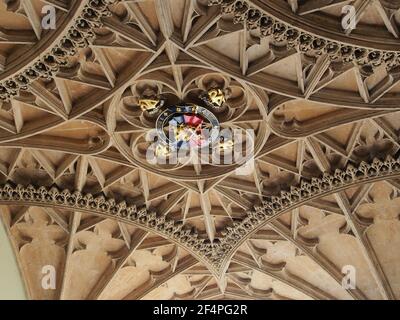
[215, 155, 400, 267]
[0, 0, 118, 102]
[208, 0, 400, 74]
[0, 181, 214, 268]
[1, 156, 400, 273]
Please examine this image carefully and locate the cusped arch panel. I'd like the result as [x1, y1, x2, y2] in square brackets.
[1, 156, 400, 277]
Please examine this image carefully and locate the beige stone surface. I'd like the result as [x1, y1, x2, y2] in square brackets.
[1, 0, 400, 300]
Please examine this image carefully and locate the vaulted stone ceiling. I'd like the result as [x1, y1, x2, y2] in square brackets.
[1, 0, 400, 300]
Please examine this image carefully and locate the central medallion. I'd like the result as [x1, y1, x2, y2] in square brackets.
[155, 104, 220, 154]
[118, 75, 255, 178]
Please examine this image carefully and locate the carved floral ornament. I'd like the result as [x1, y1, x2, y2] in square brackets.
[1, 0, 400, 102]
[0, 0, 118, 102]
[1, 156, 399, 274]
[207, 0, 400, 75]
[1, 0, 400, 300]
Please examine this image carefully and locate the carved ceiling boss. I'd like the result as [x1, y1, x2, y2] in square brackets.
[0, 0, 400, 300]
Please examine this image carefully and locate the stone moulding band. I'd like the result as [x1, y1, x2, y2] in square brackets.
[207, 0, 400, 73]
[215, 156, 400, 270]
[0, 156, 400, 275]
[0, 0, 118, 102]
[0, 182, 218, 273]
